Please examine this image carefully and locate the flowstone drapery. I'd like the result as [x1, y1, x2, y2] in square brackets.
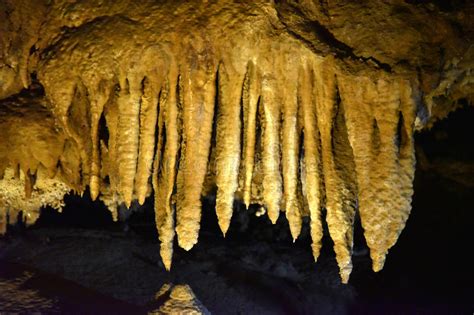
[1, 0, 472, 283]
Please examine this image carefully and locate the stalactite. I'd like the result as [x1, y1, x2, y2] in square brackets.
[281, 62, 302, 241]
[136, 77, 160, 205]
[117, 77, 141, 208]
[338, 74, 417, 273]
[241, 61, 260, 209]
[331, 85, 358, 277]
[176, 61, 217, 251]
[366, 79, 402, 271]
[215, 63, 244, 236]
[338, 75, 375, 273]
[260, 73, 283, 224]
[314, 59, 354, 283]
[299, 63, 324, 261]
[153, 86, 167, 267]
[88, 81, 112, 201]
[154, 67, 180, 270]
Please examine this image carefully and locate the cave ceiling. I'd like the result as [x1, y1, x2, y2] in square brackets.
[0, 0, 472, 282]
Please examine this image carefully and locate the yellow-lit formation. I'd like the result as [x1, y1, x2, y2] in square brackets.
[0, 0, 471, 283]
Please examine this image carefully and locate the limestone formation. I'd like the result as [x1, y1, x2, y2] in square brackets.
[0, 0, 472, 283]
[149, 283, 210, 315]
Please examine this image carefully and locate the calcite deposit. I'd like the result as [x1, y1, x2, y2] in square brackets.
[0, 0, 472, 283]
[150, 284, 210, 315]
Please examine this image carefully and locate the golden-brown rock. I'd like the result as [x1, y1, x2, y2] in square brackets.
[0, 0, 472, 282]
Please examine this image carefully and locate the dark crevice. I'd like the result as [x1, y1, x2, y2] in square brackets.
[278, 102, 284, 177]
[396, 111, 408, 157]
[0, 76, 44, 101]
[123, 78, 130, 94]
[254, 95, 262, 160]
[98, 111, 109, 149]
[299, 130, 305, 178]
[203, 67, 220, 188]
[29, 44, 38, 56]
[372, 119, 381, 156]
[352, 206, 369, 258]
[239, 78, 245, 162]
[158, 124, 167, 176]
[210, 68, 219, 155]
[330, 84, 341, 155]
[297, 126, 306, 215]
[103, 175, 110, 185]
[302, 20, 355, 58]
[254, 95, 263, 190]
[174, 74, 184, 193]
[154, 88, 164, 174]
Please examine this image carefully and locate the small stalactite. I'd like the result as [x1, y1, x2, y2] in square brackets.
[368, 79, 404, 271]
[215, 63, 244, 236]
[281, 63, 302, 241]
[260, 73, 283, 224]
[88, 80, 113, 201]
[136, 77, 160, 205]
[299, 63, 324, 262]
[331, 85, 358, 279]
[241, 61, 260, 209]
[314, 59, 354, 283]
[117, 78, 141, 208]
[175, 62, 217, 251]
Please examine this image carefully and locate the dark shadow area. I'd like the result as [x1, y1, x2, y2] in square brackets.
[35, 190, 114, 229]
[349, 105, 474, 314]
[0, 260, 144, 314]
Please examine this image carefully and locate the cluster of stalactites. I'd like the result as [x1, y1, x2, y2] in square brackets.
[36, 53, 417, 282]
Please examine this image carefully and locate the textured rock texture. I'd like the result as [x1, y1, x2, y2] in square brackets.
[150, 284, 211, 315]
[0, 0, 472, 282]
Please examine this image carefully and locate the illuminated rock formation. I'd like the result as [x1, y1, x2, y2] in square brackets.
[0, 0, 472, 282]
[150, 283, 210, 315]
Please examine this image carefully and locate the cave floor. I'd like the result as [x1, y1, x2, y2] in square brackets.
[0, 226, 355, 314]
